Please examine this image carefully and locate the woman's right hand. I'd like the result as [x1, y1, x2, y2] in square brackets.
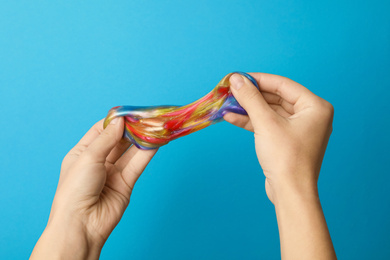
[224, 73, 334, 204]
[224, 73, 337, 260]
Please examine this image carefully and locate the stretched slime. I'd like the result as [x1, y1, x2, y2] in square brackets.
[103, 72, 259, 149]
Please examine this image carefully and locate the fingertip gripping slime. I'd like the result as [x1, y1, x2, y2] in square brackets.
[103, 72, 259, 149]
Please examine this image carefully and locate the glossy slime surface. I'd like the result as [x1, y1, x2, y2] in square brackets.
[103, 72, 259, 149]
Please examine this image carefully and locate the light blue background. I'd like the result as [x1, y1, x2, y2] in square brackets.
[0, 0, 389, 259]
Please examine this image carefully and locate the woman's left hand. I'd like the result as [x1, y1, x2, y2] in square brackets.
[31, 117, 157, 260]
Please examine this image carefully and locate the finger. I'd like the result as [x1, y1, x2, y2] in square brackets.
[229, 73, 278, 132]
[261, 92, 295, 114]
[106, 139, 132, 165]
[115, 144, 141, 171]
[269, 104, 292, 118]
[83, 117, 125, 163]
[68, 119, 105, 156]
[223, 113, 254, 132]
[120, 147, 158, 190]
[248, 73, 313, 105]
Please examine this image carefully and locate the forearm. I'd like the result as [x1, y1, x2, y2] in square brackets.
[273, 178, 336, 260]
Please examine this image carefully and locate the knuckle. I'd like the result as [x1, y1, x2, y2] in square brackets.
[244, 89, 261, 104]
[101, 128, 119, 142]
[313, 97, 334, 118]
[276, 95, 283, 105]
[80, 149, 97, 162]
[326, 101, 334, 115]
[320, 100, 334, 118]
[276, 76, 294, 96]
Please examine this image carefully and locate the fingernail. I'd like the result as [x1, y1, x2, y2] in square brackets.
[230, 74, 244, 90]
[110, 117, 119, 125]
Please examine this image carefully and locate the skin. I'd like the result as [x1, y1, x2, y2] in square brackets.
[30, 73, 336, 260]
[225, 73, 336, 260]
[30, 117, 157, 259]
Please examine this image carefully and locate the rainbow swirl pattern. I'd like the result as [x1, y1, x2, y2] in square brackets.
[103, 72, 259, 149]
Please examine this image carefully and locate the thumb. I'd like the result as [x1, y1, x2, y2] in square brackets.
[84, 117, 125, 163]
[229, 73, 276, 131]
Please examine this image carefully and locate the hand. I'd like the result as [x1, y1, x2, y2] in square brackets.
[224, 73, 334, 203]
[224, 73, 336, 259]
[31, 118, 157, 260]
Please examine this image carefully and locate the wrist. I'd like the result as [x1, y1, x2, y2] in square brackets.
[31, 215, 102, 260]
[269, 171, 319, 208]
[270, 173, 336, 259]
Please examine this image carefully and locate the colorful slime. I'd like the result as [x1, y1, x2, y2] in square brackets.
[103, 72, 259, 149]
